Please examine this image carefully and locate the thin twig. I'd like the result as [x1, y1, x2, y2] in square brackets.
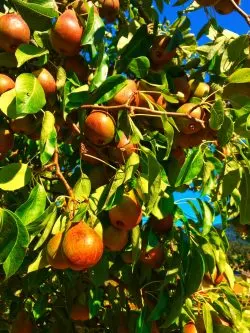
[54, 147, 74, 198]
[229, 0, 250, 25]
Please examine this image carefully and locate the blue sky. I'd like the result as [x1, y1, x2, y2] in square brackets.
[162, 0, 250, 43]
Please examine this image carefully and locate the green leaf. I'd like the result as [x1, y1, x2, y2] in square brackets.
[15, 44, 49, 67]
[209, 100, 224, 130]
[27, 204, 57, 234]
[0, 209, 29, 279]
[15, 73, 46, 116]
[34, 204, 57, 250]
[0, 163, 31, 191]
[0, 52, 17, 68]
[131, 225, 141, 265]
[116, 25, 153, 73]
[217, 115, 234, 147]
[15, 184, 47, 225]
[28, 248, 48, 273]
[81, 7, 105, 46]
[40, 111, 57, 165]
[90, 254, 109, 287]
[0, 88, 16, 118]
[124, 153, 140, 184]
[148, 289, 169, 321]
[175, 148, 204, 187]
[221, 168, 241, 198]
[240, 168, 250, 225]
[161, 282, 184, 328]
[202, 303, 213, 333]
[11, 0, 58, 31]
[73, 174, 91, 201]
[90, 42, 109, 90]
[92, 75, 127, 104]
[228, 68, 250, 84]
[128, 56, 150, 79]
[198, 200, 214, 236]
[184, 244, 205, 297]
[234, 113, 250, 138]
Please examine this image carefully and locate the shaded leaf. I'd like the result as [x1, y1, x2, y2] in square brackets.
[0, 163, 31, 191]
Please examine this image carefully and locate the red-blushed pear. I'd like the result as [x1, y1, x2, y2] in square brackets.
[173, 76, 191, 103]
[64, 56, 89, 82]
[140, 246, 165, 269]
[108, 79, 139, 106]
[70, 303, 90, 321]
[10, 115, 37, 136]
[175, 103, 205, 134]
[0, 74, 15, 94]
[0, 129, 14, 155]
[84, 111, 116, 146]
[62, 222, 103, 270]
[103, 225, 128, 251]
[215, 0, 240, 14]
[109, 132, 137, 163]
[50, 9, 83, 56]
[189, 79, 210, 98]
[33, 68, 56, 96]
[99, 0, 120, 23]
[11, 310, 34, 333]
[183, 322, 198, 333]
[171, 147, 186, 166]
[0, 14, 30, 53]
[149, 214, 174, 234]
[46, 232, 70, 270]
[109, 191, 142, 231]
[150, 35, 177, 66]
[73, 0, 99, 15]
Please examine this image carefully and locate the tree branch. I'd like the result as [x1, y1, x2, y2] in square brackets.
[80, 104, 206, 127]
[229, 0, 250, 25]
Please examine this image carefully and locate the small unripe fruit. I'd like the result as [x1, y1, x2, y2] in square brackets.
[63, 222, 103, 270]
[103, 225, 128, 251]
[0, 14, 30, 53]
[109, 191, 142, 231]
[70, 303, 90, 321]
[84, 111, 116, 146]
[33, 68, 56, 96]
[50, 9, 83, 56]
[0, 74, 15, 95]
[189, 79, 210, 98]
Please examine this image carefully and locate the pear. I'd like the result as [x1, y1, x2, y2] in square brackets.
[0, 14, 30, 53]
[50, 9, 83, 56]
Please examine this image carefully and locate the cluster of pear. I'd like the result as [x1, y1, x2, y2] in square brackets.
[196, 0, 240, 15]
